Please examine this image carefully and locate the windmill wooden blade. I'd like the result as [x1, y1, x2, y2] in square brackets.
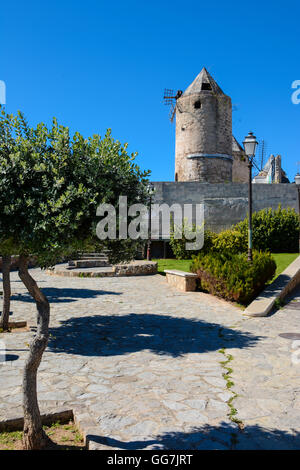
[163, 88, 175, 105]
[163, 89, 182, 122]
[169, 103, 176, 122]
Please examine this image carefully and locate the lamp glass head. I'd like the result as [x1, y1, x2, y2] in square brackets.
[243, 132, 258, 157]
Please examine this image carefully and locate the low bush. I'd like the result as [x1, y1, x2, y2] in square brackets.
[234, 206, 299, 253]
[170, 205, 299, 259]
[169, 220, 216, 260]
[212, 229, 247, 254]
[190, 250, 276, 305]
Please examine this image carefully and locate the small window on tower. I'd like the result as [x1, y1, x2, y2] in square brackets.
[201, 82, 212, 91]
[194, 100, 201, 109]
[175, 172, 178, 182]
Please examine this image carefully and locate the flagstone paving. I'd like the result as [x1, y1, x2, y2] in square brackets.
[230, 286, 300, 449]
[0, 268, 300, 449]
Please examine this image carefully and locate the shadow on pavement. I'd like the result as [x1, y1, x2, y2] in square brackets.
[48, 313, 262, 358]
[88, 421, 300, 450]
[11, 287, 122, 304]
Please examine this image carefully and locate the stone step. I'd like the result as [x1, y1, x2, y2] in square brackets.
[78, 252, 109, 259]
[68, 259, 110, 269]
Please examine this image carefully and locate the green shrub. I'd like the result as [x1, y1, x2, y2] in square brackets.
[212, 229, 247, 254]
[170, 205, 299, 259]
[190, 251, 276, 305]
[169, 220, 216, 259]
[234, 206, 299, 253]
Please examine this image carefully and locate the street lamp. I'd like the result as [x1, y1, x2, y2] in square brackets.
[243, 132, 258, 262]
[146, 182, 155, 261]
[295, 174, 300, 253]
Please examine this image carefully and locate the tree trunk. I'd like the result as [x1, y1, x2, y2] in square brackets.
[18, 255, 51, 450]
[0, 255, 11, 331]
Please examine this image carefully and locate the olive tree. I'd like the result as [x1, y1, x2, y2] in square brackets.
[0, 110, 18, 331]
[0, 240, 14, 331]
[0, 108, 150, 449]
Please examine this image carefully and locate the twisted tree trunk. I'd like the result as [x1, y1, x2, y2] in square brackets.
[0, 255, 11, 331]
[18, 255, 51, 450]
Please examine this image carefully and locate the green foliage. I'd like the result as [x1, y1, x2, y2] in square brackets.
[0, 237, 17, 256]
[169, 205, 299, 260]
[169, 219, 215, 259]
[212, 229, 246, 254]
[274, 298, 285, 310]
[234, 206, 299, 253]
[198, 206, 299, 256]
[0, 107, 150, 266]
[191, 251, 276, 305]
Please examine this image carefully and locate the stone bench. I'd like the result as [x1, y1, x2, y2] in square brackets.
[164, 269, 198, 292]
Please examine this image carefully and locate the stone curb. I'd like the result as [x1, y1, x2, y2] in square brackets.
[8, 321, 27, 329]
[0, 406, 110, 450]
[164, 269, 197, 278]
[46, 261, 158, 278]
[244, 255, 300, 317]
[0, 408, 73, 432]
[2, 403, 201, 450]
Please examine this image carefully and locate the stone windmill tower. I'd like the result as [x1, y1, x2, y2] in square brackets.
[174, 68, 233, 182]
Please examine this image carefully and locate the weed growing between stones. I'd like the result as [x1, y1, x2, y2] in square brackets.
[218, 347, 244, 429]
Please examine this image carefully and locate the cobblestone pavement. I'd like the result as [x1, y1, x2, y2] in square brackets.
[0, 269, 300, 449]
[230, 286, 300, 449]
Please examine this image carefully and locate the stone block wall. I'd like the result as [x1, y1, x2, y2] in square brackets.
[152, 182, 298, 234]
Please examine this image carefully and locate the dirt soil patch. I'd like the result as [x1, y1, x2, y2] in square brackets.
[0, 420, 86, 450]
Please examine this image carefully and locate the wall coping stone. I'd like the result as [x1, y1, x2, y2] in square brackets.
[164, 269, 197, 278]
[244, 255, 300, 317]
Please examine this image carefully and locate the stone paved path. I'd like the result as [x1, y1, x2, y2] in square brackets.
[0, 269, 300, 449]
[231, 286, 300, 449]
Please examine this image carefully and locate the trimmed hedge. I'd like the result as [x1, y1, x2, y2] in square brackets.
[190, 251, 276, 305]
[170, 205, 299, 259]
[234, 206, 299, 253]
[205, 206, 299, 255]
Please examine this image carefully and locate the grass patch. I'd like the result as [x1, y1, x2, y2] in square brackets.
[154, 253, 299, 280]
[273, 297, 286, 310]
[0, 420, 85, 450]
[270, 253, 298, 281]
[154, 258, 192, 275]
[0, 430, 23, 450]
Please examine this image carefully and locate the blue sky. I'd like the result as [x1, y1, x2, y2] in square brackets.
[1, 0, 300, 181]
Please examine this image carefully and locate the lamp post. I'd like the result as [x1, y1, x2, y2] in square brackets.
[295, 174, 300, 253]
[147, 183, 155, 261]
[243, 132, 258, 262]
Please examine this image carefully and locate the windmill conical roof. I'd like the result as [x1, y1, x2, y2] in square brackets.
[183, 67, 225, 96]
